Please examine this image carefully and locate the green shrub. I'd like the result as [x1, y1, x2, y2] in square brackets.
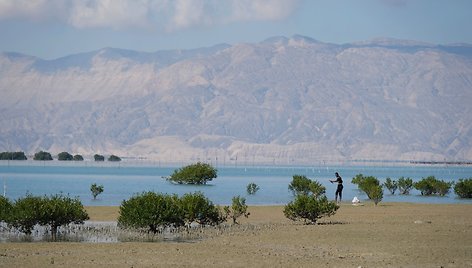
[58, 152, 73, 161]
[33, 151, 53, 161]
[6, 194, 89, 240]
[414, 176, 452, 196]
[352, 174, 383, 205]
[73, 154, 84, 161]
[0, 196, 12, 222]
[90, 183, 104, 200]
[397, 177, 413, 195]
[37, 194, 89, 240]
[288, 175, 326, 197]
[383, 177, 397, 195]
[94, 154, 105, 161]
[108, 155, 121, 162]
[284, 195, 339, 224]
[223, 196, 249, 225]
[168, 162, 217, 185]
[246, 182, 260, 195]
[454, 178, 472, 198]
[7, 194, 43, 235]
[179, 192, 224, 225]
[0, 152, 27, 160]
[118, 192, 184, 233]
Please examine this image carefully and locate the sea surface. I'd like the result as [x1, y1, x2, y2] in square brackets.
[1, 161, 471, 206]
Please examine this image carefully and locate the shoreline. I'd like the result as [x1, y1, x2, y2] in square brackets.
[1, 202, 471, 267]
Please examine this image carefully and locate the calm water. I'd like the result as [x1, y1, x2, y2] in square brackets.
[1, 161, 471, 206]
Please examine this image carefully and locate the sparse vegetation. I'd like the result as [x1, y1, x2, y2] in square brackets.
[223, 196, 249, 225]
[90, 183, 104, 200]
[284, 195, 339, 224]
[246, 182, 260, 195]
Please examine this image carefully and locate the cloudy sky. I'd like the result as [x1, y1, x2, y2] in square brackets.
[0, 0, 471, 59]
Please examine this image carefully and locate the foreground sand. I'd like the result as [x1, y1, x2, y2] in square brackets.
[1, 203, 471, 267]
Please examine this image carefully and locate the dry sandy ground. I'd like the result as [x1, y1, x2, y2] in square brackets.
[1, 203, 471, 267]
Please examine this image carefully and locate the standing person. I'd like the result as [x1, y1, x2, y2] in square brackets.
[330, 172, 343, 203]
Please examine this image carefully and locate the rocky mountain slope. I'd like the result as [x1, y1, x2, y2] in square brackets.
[1, 35, 471, 164]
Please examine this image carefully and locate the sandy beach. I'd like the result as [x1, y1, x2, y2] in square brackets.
[0, 202, 471, 267]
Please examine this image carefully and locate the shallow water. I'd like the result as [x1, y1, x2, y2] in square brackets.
[1, 161, 471, 205]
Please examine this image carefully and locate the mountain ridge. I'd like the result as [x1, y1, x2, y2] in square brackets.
[1, 35, 471, 164]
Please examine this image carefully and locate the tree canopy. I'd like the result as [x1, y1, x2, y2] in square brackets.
[167, 162, 217, 185]
[33, 151, 53, 161]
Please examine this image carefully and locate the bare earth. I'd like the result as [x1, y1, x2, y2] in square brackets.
[1, 203, 471, 267]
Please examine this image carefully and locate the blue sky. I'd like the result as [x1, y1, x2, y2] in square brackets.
[0, 0, 471, 59]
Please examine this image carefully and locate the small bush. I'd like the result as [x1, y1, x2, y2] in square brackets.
[179, 192, 224, 225]
[90, 183, 104, 200]
[246, 182, 260, 195]
[383, 177, 398, 195]
[168, 162, 217, 185]
[223, 196, 249, 224]
[108, 155, 121, 162]
[58, 152, 73, 161]
[454, 178, 472, 198]
[352, 174, 383, 205]
[94, 154, 105, 161]
[73, 154, 84, 161]
[0, 151, 27, 160]
[397, 177, 413, 195]
[414, 176, 452, 196]
[33, 151, 53, 161]
[284, 195, 339, 224]
[118, 192, 184, 233]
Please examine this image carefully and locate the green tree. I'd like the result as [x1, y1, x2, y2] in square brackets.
[288, 175, 313, 196]
[73, 154, 84, 161]
[223, 196, 249, 225]
[37, 194, 89, 241]
[288, 175, 326, 197]
[94, 154, 105, 161]
[454, 178, 472, 198]
[246, 182, 260, 195]
[0, 196, 12, 222]
[90, 183, 104, 200]
[383, 177, 398, 195]
[284, 195, 339, 224]
[168, 162, 217, 185]
[58, 152, 73, 161]
[33, 151, 53, 161]
[179, 192, 224, 226]
[352, 174, 383, 205]
[0, 152, 27, 160]
[414, 176, 452, 196]
[7, 194, 43, 235]
[108, 155, 121, 162]
[118, 192, 184, 233]
[397, 177, 413, 195]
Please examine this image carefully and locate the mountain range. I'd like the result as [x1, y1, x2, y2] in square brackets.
[1, 35, 471, 164]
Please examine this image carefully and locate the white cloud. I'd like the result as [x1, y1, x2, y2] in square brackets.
[0, 0, 300, 30]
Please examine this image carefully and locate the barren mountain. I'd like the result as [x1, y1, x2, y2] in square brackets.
[1, 35, 471, 164]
